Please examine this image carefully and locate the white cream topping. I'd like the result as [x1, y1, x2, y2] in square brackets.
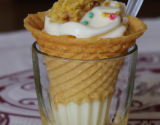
[100, 25, 126, 38]
[80, 6, 120, 28]
[42, 0, 128, 38]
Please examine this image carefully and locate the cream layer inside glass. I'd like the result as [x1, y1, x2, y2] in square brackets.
[52, 96, 112, 125]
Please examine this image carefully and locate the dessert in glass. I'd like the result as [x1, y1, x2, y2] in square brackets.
[24, 0, 147, 125]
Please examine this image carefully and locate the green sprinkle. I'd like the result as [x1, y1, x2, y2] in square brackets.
[83, 21, 88, 25]
[89, 12, 93, 18]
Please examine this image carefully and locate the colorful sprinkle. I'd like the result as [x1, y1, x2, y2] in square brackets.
[109, 14, 116, 20]
[89, 12, 94, 18]
[83, 21, 88, 25]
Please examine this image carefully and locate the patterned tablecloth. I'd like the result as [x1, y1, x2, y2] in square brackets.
[0, 18, 160, 125]
[0, 52, 160, 125]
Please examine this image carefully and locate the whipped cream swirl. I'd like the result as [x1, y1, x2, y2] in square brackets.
[43, 0, 128, 38]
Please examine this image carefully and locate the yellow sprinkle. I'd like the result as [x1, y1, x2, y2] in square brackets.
[116, 3, 121, 8]
[115, 11, 119, 15]
[104, 0, 110, 6]
[101, 12, 110, 17]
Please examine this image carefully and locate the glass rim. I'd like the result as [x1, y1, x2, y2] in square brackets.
[32, 41, 138, 62]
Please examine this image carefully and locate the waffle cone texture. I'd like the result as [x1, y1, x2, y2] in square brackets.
[24, 12, 147, 59]
[44, 56, 123, 109]
[24, 12, 147, 108]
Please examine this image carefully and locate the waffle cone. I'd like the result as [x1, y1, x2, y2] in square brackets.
[44, 56, 124, 109]
[24, 12, 146, 107]
[24, 12, 147, 59]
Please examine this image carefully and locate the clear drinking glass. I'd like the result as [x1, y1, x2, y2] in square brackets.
[32, 42, 138, 125]
[32, 0, 144, 124]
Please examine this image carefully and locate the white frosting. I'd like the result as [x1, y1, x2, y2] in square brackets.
[100, 25, 126, 38]
[80, 6, 120, 28]
[42, 0, 128, 38]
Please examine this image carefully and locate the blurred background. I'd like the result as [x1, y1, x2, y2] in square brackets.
[0, 0, 160, 125]
[0, 0, 160, 32]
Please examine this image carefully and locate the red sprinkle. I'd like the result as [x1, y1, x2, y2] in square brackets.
[109, 14, 116, 20]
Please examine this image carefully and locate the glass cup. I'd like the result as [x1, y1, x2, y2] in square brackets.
[32, 42, 138, 125]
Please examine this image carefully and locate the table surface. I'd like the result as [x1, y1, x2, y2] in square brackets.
[0, 17, 160, 125]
